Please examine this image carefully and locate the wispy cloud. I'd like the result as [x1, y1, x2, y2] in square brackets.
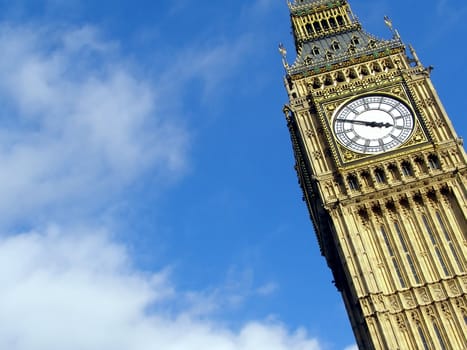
[0, 20, 325, 350]
[423, 0, 467, 44]
[157, 35, 253, 104]
[343, 345, 358, 350]
[176, 267, 279, 318]
[0, 24, 188, 228]
[0, 226, 322, 350]
[435, 0, 467, 21]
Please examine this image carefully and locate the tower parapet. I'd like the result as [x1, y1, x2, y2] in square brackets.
[286, 0, 403, 76]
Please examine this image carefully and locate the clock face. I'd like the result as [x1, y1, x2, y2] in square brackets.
[333, 95, 414, 154]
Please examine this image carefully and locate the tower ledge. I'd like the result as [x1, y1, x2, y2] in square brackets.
[288, 0, 347, 12]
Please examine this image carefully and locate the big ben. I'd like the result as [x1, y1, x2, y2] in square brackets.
[281, 1, 466, 349]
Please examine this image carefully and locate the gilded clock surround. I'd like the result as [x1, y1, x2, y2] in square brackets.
[282, 1, 467, 349]
[332, 94, 415, 156]
[321, 85, 430, 166]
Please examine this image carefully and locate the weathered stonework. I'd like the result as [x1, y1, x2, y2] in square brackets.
[283, 1, 467, 349]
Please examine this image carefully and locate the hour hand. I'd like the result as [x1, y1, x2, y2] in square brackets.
[336, 118, 393, 128]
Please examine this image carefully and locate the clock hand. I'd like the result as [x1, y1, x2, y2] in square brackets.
[336, 119, 393, 128]
[365, 121, 394, 128]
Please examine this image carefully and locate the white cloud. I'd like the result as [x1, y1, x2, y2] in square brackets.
[175, 268, 279, 318]
[0, 227, 322, 350]
[159, 35, 253, 102]
[0, 21, 325, 350]
[0, 24, 188, 227]
[435, 0, 467, 20]
[256, 282, 279, 296]
[343, 345, 358, 350]
[248, 0, 280, 14]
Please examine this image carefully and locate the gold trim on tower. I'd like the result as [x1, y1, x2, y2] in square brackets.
[282, 1, 467, 349]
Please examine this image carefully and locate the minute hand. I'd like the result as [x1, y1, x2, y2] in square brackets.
[336, 119, 393, 128]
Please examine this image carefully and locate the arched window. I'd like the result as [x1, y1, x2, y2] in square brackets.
[348, 68, 358, 80]
[433, 322, 447, 350]
[416, 324, 430, 350]
[351, 36, 360, 45]
[414, 157, 427, 173]
[331, 41, 340, 51]
[360, 171, 373, 187]
[436, 212, 463, 272]
[311, 46, 321, 56]
[395, 222, 420, 284]
[388, 163, 400, 181]
[336, 71, 346, 83]
[312, 78, 322, 89]
[383, 58, 395, 69]
[401, 161, 413, 177]
[381, 226, 406, 288]
[324, 74, 333, 86]
[329, 17, 337, 28]
[305, 23, 313, 35]
[375, 168, 386, 183]
[360, 65, 370, 76]
[347, 175, 359, 191]
[321, 19, 329, 30]
[313, 21, 322, 33]
[372, 62, 382, 73]
[422, 215, 451, 277]
[428, 154, 441, 169]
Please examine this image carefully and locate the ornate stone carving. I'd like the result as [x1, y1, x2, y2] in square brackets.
[402, 291, 416, 309]
[461, 276, 467, 291]
[420, 97, 435, 108]
[417, 287, 431, 304]
[396, 314, 407, 331]
[285, 1, 467, 348]
[441, 302, 452, 319]
[361, 297, 372, 316]
[447, 280, 460, 296]
[425, 306, 436, 320]
[389, 295, 401, 312]
[432, 283, 445, 301]
[434, 117, 446, 128]
[410, 310, 421, 323]
[312, 151, 322, 160]
[305, 129, 315, 138]
[371, 294, 386, 313]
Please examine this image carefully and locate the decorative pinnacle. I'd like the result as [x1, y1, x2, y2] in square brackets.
[384, 15, 400, 39]
[384, 16, 393, 29]
[409, 45, 422, 67]
[279, 43, 289, 68]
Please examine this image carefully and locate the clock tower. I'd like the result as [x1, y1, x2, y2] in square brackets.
[282, 1, 467, 349]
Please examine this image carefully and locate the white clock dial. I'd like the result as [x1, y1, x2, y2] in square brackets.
[333, 95, 414, 154]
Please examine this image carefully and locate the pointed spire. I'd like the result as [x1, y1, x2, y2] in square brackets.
[384, 15, 400, 39]
[409, 45, 422, 67]
[384, 16, 393, 29]
[279, 43, 289, 68]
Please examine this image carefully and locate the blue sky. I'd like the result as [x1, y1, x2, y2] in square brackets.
[0, 1, 465, 349]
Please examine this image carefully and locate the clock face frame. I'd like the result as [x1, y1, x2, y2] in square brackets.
[333, 95, 415, 154]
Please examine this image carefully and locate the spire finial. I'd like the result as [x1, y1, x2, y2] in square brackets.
[409, 45, 422, 67]
[279, 43, 289, 68]
[384, 15, 400, 39]
[384, 16, 393, 29]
